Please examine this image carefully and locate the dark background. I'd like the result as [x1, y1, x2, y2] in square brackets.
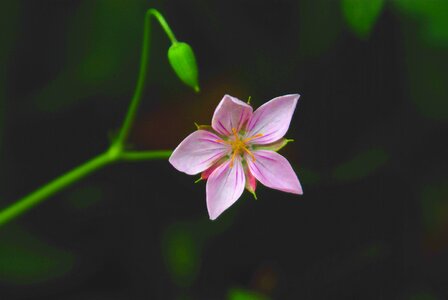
[1, 0, 447, 299]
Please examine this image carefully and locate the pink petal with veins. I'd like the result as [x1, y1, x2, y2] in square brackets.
[247, 150, 302, 195]
[212, 95, 253, 136]
[169, 130, 230, 175]
[246, 94, 299, 144]
[206, 157, 245, 220]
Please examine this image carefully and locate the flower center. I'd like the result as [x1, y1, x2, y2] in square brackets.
[217, 128, 263, 167]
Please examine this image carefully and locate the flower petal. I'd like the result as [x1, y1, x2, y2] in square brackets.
[206, 158, 245, 220]
[169, 130, 230, 175]
[247, 150, 303, 194]
[212, 95, 253, 136]
[246, 94, 300, 144]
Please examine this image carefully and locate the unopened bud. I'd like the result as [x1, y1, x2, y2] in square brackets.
[168, 42, 200, 92]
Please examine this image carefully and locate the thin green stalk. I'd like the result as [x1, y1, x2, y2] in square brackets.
[120, 150, 172, 161]
[0, 149, 172, 227]
[149, 9, 178, 44]
[0, 152, 112, 226]
[114, 9, 177, 147]
[0, 9, 180, 228]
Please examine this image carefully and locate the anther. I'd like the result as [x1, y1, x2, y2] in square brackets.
[229, 150, 238, 168]
[215, 139, 230, 144]
[231, 128, 240, 140]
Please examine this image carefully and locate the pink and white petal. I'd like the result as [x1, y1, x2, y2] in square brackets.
[211, 95, 253, 136]
[246, 94, 300, 144]
[169, 130, 230, 175]
[206, 158, 246, 220]
[247, 150, 303, 195]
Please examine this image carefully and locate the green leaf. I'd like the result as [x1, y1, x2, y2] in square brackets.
[342, 0, 385, 38]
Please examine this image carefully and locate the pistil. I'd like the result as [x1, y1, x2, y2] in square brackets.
[216, 128, 263, 167]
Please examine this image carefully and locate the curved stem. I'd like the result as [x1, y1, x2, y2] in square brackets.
[148, 9, 178, 44]
[114, 9, 177, 148]
[0, 9, 181, 228]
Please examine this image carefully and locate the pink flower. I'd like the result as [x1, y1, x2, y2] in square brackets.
[169, 94, 303, 220]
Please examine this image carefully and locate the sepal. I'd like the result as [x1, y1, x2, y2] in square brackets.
[253, 138, 293, 152]
[244, 165, 257, 198]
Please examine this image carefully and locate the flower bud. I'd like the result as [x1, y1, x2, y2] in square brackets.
[168, 42, 200, 92]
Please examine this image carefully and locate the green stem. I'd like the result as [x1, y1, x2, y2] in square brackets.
[0, 149, 172, 227]
[114, 9, 177, 147]
[149, 9, 178, 44]
[0, 152, 112, 227]
[0, 9, 181, 228]
[120, 150, 172, 161]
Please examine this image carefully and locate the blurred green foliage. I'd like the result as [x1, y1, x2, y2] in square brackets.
[65, 185, 103, 209]
[162, 215, 237, 290]
[420, 179, 448, 234]
[332, 148, 388, 182]
[341, 0, 384, 38]
[401, 27, 448, 121]
[299, 167, 321, 186]
[298, 0, 342, 60]
[408, 292, 440, 300]
[71, 1, 139, 84]
[0, 0, 19, 198]
[0, 226, 74, 284]
[393, 0, 448, 46]
[361, 242, 388, 259]
[393, 1, 448, 120]
[162, 224, 201, 287]
[0, 0, 446, 296]
[227, 288, 269, 300]
[33, 0, 143, 113]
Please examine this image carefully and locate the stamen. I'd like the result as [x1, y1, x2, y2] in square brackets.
[225, 128, 260, 167]
[243, 133, 263, 143]
[232, 128, 240, 141]
[229, 150, 238, 168]
[241, 145, 256, 162]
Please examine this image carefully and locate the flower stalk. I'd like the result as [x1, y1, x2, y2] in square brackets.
[0, 8, 193, 228]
